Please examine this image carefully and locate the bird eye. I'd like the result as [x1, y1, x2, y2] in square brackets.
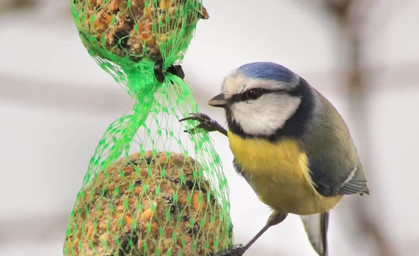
[245, 88, 263, 100]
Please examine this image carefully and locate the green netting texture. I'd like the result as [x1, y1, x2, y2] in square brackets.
[72, 0, 208, 66]
[65, 1, 232, 255]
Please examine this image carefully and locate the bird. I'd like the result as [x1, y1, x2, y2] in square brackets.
[180, 62, 369, 256]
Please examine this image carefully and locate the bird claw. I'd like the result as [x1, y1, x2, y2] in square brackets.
[214, 244, 246, 256]
[179, 113, 225, 135]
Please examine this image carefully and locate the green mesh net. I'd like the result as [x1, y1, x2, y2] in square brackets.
[64, 0, 232, 255]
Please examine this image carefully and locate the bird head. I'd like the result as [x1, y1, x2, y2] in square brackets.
[209, 62, 311, 138]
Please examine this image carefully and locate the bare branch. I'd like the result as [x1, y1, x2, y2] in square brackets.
[0, 0, 36, 14]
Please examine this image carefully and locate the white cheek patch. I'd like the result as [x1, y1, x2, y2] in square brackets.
[231, 94, 302, 136]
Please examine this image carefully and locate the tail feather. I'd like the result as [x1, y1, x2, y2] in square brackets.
[300, 212, 329, 256]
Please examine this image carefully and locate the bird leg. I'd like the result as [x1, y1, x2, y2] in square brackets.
[179, 113, 228, 136]
[215, 211, 287, 256]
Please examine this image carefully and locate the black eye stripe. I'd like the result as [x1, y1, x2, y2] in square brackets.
[231, 88, 291, 102]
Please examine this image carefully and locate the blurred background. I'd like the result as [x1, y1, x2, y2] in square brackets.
[1, 0, 418, 255]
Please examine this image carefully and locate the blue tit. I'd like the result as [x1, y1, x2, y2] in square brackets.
[181, 62, 369, 256]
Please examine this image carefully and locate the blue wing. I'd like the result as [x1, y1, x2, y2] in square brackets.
[302, 89, 369, 197]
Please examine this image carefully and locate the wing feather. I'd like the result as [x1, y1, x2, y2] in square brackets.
[303, 88, 369, 197]
[339, 162, 369, 195]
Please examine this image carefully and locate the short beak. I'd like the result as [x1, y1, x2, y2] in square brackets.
[208, 93, 228, 108]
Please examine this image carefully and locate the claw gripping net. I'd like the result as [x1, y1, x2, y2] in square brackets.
[64, 1, 232, 255]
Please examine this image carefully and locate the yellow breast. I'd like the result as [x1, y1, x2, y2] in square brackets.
[228, 131, 341, 215]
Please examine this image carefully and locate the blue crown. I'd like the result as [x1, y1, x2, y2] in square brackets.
[237, 62, 296, 84]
